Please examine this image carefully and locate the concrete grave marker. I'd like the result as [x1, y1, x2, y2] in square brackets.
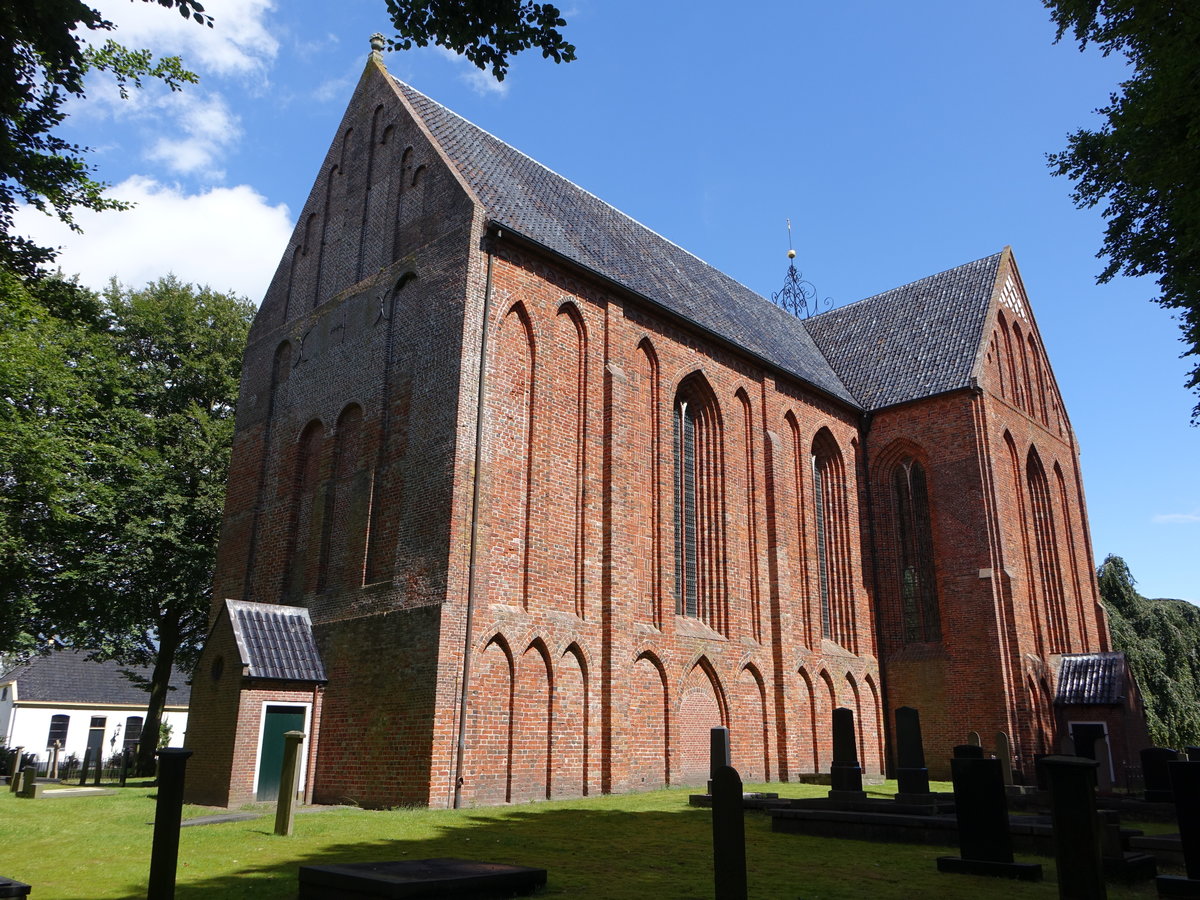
[711, 764, 747, 900]
[274, 730, 306, 837]
[936, 755, 1042, 881]
[1156, 759, 1200, 897]
[1142, 747, 1180, 803]
[829, 707, 866, 800]
[895, 707, 931, 798]
[1044, 755, 1106, 900]
[995, 731, 1014, 786]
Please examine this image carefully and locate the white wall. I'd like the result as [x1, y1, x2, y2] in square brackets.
[5, 706, 188, 763]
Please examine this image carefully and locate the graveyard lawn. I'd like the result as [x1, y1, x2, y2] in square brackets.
[0, 780, 1175, 899]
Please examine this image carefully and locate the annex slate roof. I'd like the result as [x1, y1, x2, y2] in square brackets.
[0, 649, 191, 707]
[1055, 652, 1127, 705]
[226, 600, 326, 682]
[394, 79, 857, 406]
[804, 253, 1002, 411]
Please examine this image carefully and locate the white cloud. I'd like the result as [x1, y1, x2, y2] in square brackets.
[1152, 511, 1200, 524]
[15, 176, 293, 302]
[89, 0, 278, 77]
[144, 91, 241, 178]
[434, 46, 509, 97]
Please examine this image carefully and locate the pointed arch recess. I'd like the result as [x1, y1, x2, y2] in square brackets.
[512, 638, 553, 801]
[487, 302, 535, 608]
[322, 403, 368, 592]
[812, 428, 854, 651]
[284, 419, 325, 602]
[679, 658, 727, 784]
[735, 663, 770, 781]
[735, 389, 763, 642]
[629, 651, 670, 789]
[797, 667, 818, 774]
[554, 643, 590, 798]
[470, 634, 515, 804]
[635, 338, 663, 628]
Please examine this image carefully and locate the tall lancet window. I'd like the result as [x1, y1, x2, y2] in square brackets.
[811, 429, 853, 648]
[673, 376, 725, 632]
[893, 458, 941, 643]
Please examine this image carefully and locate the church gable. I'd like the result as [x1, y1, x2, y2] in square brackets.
[251, 59, 479, 343]
[975, 253, 1072, 437]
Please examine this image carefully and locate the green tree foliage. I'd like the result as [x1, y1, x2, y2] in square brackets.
[1097, 554, 1200, 748]
[383, 0, 575, 81]
[0, 0, 208, 276]
[0, 272, 253, 772]
[1044, 1, 1200, 420]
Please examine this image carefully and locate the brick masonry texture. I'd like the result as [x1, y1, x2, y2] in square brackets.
[182, 57, 1144, 807]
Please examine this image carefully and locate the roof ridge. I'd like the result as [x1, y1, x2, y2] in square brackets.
[808, 250, 1004, 319]
[391, 78, 739, 282]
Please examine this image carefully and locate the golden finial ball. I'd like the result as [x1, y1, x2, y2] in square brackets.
[787, 249, 796, 259]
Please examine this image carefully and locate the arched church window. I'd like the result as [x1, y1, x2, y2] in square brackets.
[1027, 450, 1068, 651]
[812, 429, 852, 647]
[893, 458, 940, 643]
[673, 375, 725, 631]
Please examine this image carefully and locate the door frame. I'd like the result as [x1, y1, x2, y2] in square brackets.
[252, 701, 312, 800]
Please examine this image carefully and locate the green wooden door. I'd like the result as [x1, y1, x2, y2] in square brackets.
[256, 706, 305, 801]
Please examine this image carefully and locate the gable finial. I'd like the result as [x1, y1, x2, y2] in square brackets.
[370, 32, 386, 59]
[771, 219, 832, 319]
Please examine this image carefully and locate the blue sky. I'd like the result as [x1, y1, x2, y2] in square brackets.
[18, 0, 1198, 602]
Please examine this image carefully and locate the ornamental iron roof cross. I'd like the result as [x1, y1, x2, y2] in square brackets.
[771, 219, 832, 320]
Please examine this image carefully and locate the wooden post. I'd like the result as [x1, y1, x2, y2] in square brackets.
[274, 731, 306, 837]
[147, 748, 193, 900]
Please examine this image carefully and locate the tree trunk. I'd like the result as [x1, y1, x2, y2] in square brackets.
[136, 609, 181, 776]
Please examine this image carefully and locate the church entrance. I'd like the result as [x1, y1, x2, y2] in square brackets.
[256, 705, 306, 801]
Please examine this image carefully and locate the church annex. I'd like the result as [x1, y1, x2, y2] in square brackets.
[183, 51, 1142, 808]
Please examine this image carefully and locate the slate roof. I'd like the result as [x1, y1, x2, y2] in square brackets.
[226, 600, 326, 682]
[1055, 652, 1127, 705]
[0, 649, 191, 707]
[394, 79, 857, 406]
[804, 253, 1003, 411]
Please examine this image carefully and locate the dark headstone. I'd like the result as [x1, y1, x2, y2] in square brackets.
[1142, 747, 1180, 803]
[119, 748, 130, 787]
[1169, 761, 1200, 880]
[1186, 747, 1200, 763]
[829, 707, 864, 797]
[1044, 755, 1106, 900]
[1034, 753, 1051, 790]
[895, 707, 930, 796]
[274, 730, 305, 837]
[17, 766, 37, 799]
[7, 748, 22, 793]
[936, 756, 1042, 881]
[954, 744, 985, 760]
[708, 727, 731, 793]
[712, 764, 747, 900]
[298, 859, 547, 899]
[996, 732, 1014, 786]
[78, 747, 92, 787]
[147, 747, 193, 900]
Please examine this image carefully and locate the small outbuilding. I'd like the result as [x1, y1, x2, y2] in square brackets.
[0, 649, 189, 768]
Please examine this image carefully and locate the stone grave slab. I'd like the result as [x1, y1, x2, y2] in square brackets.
[298, 858, 547, 899]
[39, 786, 117, 799]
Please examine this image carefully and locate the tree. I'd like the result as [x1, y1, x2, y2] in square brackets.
[1, 273, 253, 773]
[383, 0, 575, 81]
[1044, 1, 1200, 420]
[0, 0, 208, 276]
[1097, 554, 1200, 748]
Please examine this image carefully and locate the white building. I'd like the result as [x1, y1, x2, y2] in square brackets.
[0, 650, 188, 766]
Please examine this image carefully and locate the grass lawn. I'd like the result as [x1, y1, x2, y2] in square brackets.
[0, 778, 1174, 899]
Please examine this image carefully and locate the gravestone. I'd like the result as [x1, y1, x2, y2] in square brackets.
[895, 707, 931, 798]
[1044, 755, 1106, 900]
[148, 748, 193, 900]
[708, 727, 731, 794]
[274, 730, 306, 837]
[967, 731, 981, 747]
[0, 876, 31, 898]
[1142, 747, 1180, 803]
[828, 707, 866, 800]
[1156, 759, 1200, 898]
[78, 747, 92, 787]
[49, 741, 61, 780]
[1094, 740, 1114, 794]
[17, 766, 38, 799]
[996, 732, 1014, 786]
[711, 764, 748, 900]
[7, 747, 23, 792]
[1185, 747, 1200, 763]
[954, 744, 985, 760]
[936, 756, 1042, 881]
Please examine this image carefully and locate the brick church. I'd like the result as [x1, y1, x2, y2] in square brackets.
[183, 49, 1147, 808]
